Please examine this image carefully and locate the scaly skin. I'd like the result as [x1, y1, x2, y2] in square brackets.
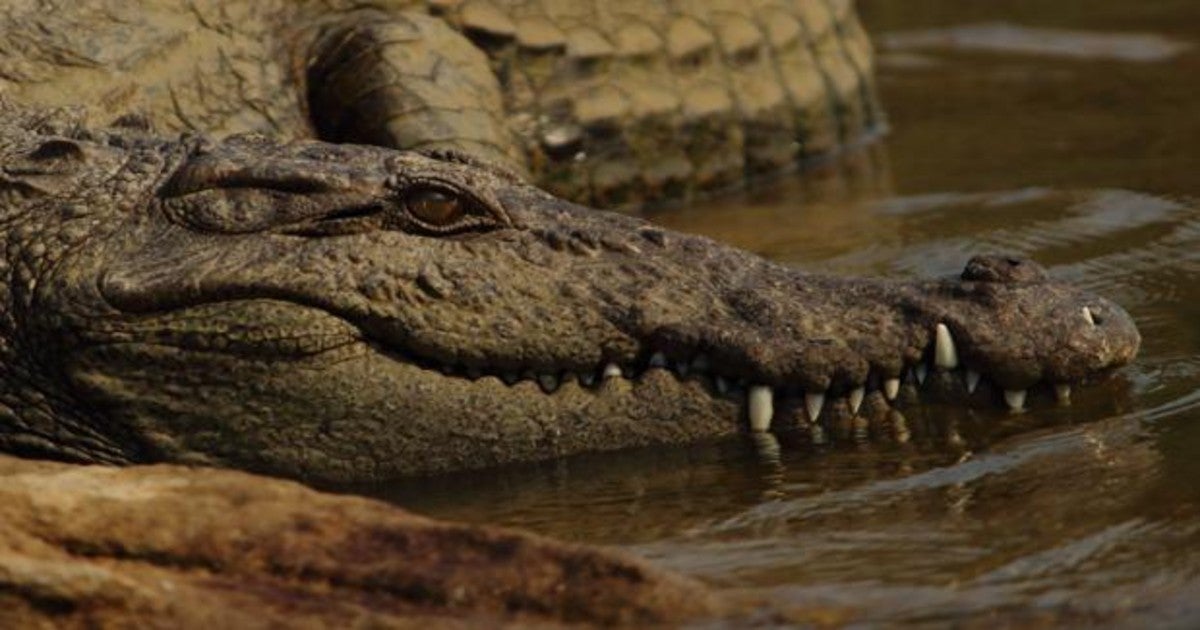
[0, 0, 881, 206]
[0, 105, 1139, 482]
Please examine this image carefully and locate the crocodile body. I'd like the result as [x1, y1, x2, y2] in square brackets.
[0, 103, 1138, 482]
[0, 0, 881, 206]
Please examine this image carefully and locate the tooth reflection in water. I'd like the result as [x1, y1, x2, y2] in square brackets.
[362, 386, 1142, 545]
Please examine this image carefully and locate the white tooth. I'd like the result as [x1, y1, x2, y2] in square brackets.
[915, 364, 928, 385]
[1004, 389, 1027, 412]
[1055, 384, 1072, 405]
[538, 374, 559, 392]
[748, 385, 774, 432]
[691, 354, 711, 372]
[580, 372, 596, 387]
[884, 378, 900, 401]
[1083, 306, 1096, 326]
[849, 387, 865, 415]
[602, 363, 623, 379]
[716, 376, 730, 395]
[965, 370, 981, 394]
[649, 352, 667, 368]
[805, 391, 826, 422]
[934, 323, 959, 369]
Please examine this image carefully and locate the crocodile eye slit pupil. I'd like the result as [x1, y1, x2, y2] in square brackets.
[405, 188, 464, 227]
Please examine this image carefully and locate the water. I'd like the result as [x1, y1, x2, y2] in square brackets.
[368, 2, 1200, 624]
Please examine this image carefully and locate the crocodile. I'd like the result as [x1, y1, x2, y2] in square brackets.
[0, 0, 881, 207]
[0, 102, 1139, 482]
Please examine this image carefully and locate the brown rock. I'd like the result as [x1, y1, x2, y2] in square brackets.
[0, 455, 718, 628]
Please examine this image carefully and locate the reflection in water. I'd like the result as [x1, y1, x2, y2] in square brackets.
[880, 22, 1192, 62]
[366, 1, 1200, 624]
[645, 143, 898, 267]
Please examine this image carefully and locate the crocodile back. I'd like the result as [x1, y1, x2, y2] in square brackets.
[427, 0, 882, 205]
[0, 0, 881, 207]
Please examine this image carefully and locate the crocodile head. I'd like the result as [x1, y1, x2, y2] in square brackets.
[3, 130, 1139, 481]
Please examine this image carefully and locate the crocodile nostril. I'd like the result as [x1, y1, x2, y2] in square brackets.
[962, 254, 1049, 284]
[1083, 306, 1104, 326]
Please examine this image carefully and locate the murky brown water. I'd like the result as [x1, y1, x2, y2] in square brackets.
[366, 2, 1200, 625]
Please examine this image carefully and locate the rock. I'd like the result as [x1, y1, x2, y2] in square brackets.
[0, 455, 717, 628]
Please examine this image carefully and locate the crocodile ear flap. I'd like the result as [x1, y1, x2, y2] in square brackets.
[109, 112, 156, 133]
[0, 138, 91, 199]
[25, 138, 88, 165]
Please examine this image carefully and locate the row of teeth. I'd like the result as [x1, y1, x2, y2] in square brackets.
[746, 310, 1097, 432]
[438, 307, 1100, 432]
[449, 351, 734, 394]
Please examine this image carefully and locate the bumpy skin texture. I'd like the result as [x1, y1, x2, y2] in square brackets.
[0, 0, 881, 206]
[0, 105, 1139, 482]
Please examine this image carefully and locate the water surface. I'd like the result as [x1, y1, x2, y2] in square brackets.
[372, 2, 1200, 624]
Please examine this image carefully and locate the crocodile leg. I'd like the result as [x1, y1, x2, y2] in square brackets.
[306, 9, 528, 176]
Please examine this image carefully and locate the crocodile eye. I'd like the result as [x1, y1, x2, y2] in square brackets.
[395, 184, 502, 235]
[405, 188, 463, 226]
